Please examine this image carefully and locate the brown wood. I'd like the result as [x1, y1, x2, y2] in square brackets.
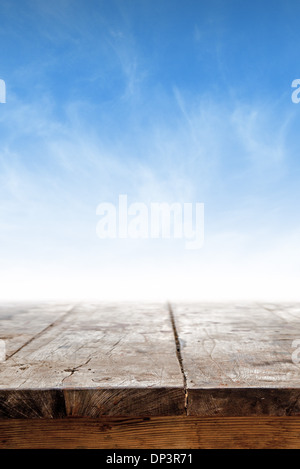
[0, 416, 300, 449]
[0, 302, 300, 448]
[171, 303, 300, 416]
[0, 388, 185, 418]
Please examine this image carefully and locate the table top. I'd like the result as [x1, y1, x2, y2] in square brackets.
[0, 302, 299, 418]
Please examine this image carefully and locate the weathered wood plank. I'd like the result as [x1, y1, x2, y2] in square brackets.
[1, 302, 300, 419]
[261, 303, 300, 319]
[0, 388, 184, 419]
[0, 303, 75, 358]
[0, 303, 184, 417]
[1, 417, 300, 449]
[171, 303, 300, 416]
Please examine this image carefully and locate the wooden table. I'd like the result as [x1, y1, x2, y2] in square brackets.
[0, 302, 299, 449]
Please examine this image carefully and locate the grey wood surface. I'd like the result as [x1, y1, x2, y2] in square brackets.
[171, 303, 300, 416]
[0, 302, 299, 417]
[0, 303, 74, 358]
[0, 303, 184, 417]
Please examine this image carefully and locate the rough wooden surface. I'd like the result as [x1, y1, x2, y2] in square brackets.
[0, 303, 74, 359]
[1, 417, 300, 449]
[0, 303, 184, 417]
[171, 303, 300, 416]
[0, 302, 299, 418]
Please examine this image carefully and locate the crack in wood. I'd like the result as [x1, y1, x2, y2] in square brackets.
[2, 303, 299, 419]
[61, 357, 92, 385]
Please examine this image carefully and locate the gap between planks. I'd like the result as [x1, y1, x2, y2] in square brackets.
[5, 304, 78, 361]
[1, 303, 189, 415]
[168, 303, 188, 414]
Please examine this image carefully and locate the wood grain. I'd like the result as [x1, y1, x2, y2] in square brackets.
[171, 303, 300, 416]
[0, 303, 184, 417]
[1, 302, 300, 420]
[0, 303, 74, 358]
[0, 417, 300, 449]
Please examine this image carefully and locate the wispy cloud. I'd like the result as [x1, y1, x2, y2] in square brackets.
[1, 0, 300, 300]
[0, 85, 299, 300]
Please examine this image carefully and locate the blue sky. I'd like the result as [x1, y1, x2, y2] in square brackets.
[1, 0, 300, 300]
